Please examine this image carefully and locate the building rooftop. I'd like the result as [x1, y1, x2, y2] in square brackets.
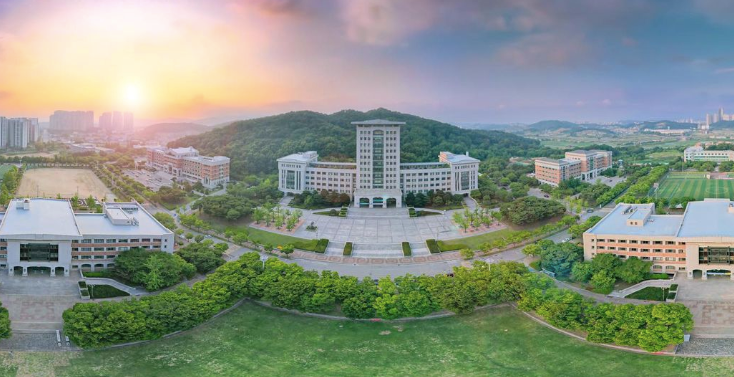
[0, 199, 82, 239]
[677, 199, 734, 238]
[74, 202, 172, 236]
[440, 152, 480, 164]
[277, 151, 318, 164]
[586, 203, 683, 237]
[351, 119, 406, 125]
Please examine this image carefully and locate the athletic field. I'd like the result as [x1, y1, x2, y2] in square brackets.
[655, 172, 734, 200]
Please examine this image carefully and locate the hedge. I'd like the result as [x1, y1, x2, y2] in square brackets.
[343, 242, 353, 256]
[402, 242, 411, 257]
[426, 239, 440, 254]
[62, 253, 694, 352]
[314, 239, 329, 253]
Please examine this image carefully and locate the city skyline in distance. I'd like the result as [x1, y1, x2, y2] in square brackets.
[0, 0, 734, 124]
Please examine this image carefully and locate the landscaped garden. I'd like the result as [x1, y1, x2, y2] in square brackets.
[626, 287, 669, 301]
[28, 303, 729, 377]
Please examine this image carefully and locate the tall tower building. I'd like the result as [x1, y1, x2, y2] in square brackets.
[99, 112, 112, 130]
[354, 120, 403, 191]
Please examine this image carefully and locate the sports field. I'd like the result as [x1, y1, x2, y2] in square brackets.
[17, 168, 114, 200]
[655, 172, 734, 200]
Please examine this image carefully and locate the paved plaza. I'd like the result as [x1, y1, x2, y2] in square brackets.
[294, 207, 463, 243]
[0, 273, 81, 332]
[675, 276, 734, 337]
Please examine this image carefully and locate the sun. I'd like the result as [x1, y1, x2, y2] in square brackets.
[122, 83, 143, 109]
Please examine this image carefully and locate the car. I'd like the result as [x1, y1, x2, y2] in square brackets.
[562, 237, 572, 242]
[543, 194, 549, 198]
[587, 209, 593, 213]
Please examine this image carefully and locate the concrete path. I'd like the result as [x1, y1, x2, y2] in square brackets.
[83, 277, 147, 296]
[609, 278, 674, 298]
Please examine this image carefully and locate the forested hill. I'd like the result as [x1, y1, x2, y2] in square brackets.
[169, 108, 552, 179]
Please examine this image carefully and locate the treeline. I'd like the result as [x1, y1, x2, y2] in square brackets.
[63, 252, 691, 352]
[169, 108, 557, 179]
[0, 166, 22, 205]
[616, 166, 668, 203]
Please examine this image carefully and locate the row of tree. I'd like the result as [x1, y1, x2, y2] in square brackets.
[63, 252, 692, 352]
[405, 190, 464, 208]
[499, 196, 566, 225]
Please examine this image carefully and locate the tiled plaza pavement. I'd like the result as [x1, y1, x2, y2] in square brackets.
[675, 276, 734, 338]
[0, 273, 81, 331]
[291, 250, 462, 264]
[295, 215, 459, 243]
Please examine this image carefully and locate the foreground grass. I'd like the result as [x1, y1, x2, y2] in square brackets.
[2, 303, 715, 377]
[243, 227, 321, 251]
[626, 287, 669, 301]
[438, 228, 515, 251]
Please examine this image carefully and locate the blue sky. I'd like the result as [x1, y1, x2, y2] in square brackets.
[0, 0, 733, 124]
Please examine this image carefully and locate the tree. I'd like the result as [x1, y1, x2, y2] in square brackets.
[590, 270, 616, 294]
[637, 304, 694, 352]
[153, 212, 177, 231]
[571, 262, 594, 282]
[538, 242, 583, 278]
[280, 244, 295, 257]
[176, 242, 226, 273]
[569, 216, 602, 239]
[591, 253, 622, 274]
[499, 196, 566, 225]
[615, 257, 652, 284]
[194, 234, 205, 243]
[185, 232, 194, 240]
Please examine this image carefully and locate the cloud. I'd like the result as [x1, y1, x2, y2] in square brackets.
[601, 99, 612, 106]
[495, 33, 589, 67]
[576, 101, 586, 106]
[339, 0, 437, 45]
[0, 90, 12, 100]
[715, 67, 734, 74]
[621, 37, 638, 47]
[691, 0, 734, 24]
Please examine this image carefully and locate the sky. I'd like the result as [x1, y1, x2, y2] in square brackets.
[0, 0, 733, 124]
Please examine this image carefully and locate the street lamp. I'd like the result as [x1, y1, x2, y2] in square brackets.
[260, 255, 268, 270]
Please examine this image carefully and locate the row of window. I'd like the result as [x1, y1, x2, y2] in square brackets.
[594, 239, 683, 245]
[78, 238, 162, 244]
[594, 246, 683, 253]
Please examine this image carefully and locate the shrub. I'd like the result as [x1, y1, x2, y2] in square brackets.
[426, 239, 440, 254]
[78, 281, 87, 289]
[669, 284, 678, 292]
[460, 248, 474, 260]
[401, 242, 411, 257]
[343, 242, 353, 256]
[314, 239, 329, 253]
[89, 285, 130, 299]
[667, 291, 677, 300]
[648, 273, 670, 280]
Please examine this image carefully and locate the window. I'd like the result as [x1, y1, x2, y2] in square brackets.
[118, 239, 128, 243]
[94, 247, 104, 251]
[106, 239, 116, 243]
[629, 240, 638, 244]
[81, 239, 92, 244]
[93, 255, 105, 260]
[94, 239, 105, 244]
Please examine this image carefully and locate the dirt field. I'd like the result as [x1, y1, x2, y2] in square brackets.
[18, 168, 115, 200]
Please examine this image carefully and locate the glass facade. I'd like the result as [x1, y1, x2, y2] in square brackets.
[20, 243, 59, 262]
[372, 130, 384, 188]
[699, 247, 734, 265]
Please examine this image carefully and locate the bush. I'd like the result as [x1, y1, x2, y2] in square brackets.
[176, 242, 226, 274]
[78, 281, 87, 289]
[648, 273, 670, 280]
[460, 248, 474, 260]
[669, 284, 678, 292]
[426, 239, 440, 254]
[343, 242, 353, 256]
[667, 291, 677, 300]
[82, 271, 111, 278]
[114, 248, 196, 291]
[401, 242, 411, 257]
[314, 239, 329, 253]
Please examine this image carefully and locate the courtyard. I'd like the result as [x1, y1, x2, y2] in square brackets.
[124, 168, 175, 191]
[675, 275, 734, 337]
[292, 207, 464, 244]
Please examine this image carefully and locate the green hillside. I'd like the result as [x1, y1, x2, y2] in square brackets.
[169, 108, 553, 179]
[136, 122, 210, 138]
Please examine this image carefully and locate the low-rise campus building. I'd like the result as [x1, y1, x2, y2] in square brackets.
[534, 150, 612, 186]
[277, 120, 480, 207]
[0, 198, 174, 276]
[584, 198, 734, 279]
[683, 145, 734, 162]
[146, 146, 230, 189]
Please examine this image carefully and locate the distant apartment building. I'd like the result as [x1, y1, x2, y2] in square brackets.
[98, 111, 133, 134]
[124, 112, 134, 134]
[49, 110, 94, 132]
[99, 112, 112, 131]
[683, 145, 734, 162]
[0, 117, 38, 149]
[534, 150, 613, 186]
[584, 199, 734, 279]
[277, 120, 480, 207]
[146, 147, 230, 189]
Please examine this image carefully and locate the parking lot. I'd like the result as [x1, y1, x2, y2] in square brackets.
[124, 169, 175, 190]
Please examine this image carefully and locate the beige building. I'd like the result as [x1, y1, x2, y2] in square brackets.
[534, 150, 612, 186]
[584, 199, 734, 279]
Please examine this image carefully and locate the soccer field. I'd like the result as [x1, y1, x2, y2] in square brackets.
[655, 172, 734, 200]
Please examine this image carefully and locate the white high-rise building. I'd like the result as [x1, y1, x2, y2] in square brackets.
[0, 117, 35, 149]
[277, 120, 480, 208]
[124, 112, 134, 134]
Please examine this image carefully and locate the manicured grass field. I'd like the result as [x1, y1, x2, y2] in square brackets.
[0, 165, 14, 178]
[438, 228, 515, 251]
[625, 287, 668, 301]
[655, 172, 734, 200]
[18, 302, 723, 376]
[244, 226, 323, 251]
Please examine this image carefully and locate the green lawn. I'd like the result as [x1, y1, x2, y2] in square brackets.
[625, 287, 669, 301]
[0, 165, 14, 178]
[245, 226, 323, 251]
[438, 228, 516, 251]
[32, 302, 728, 376]
[655, 172, 734, 200]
